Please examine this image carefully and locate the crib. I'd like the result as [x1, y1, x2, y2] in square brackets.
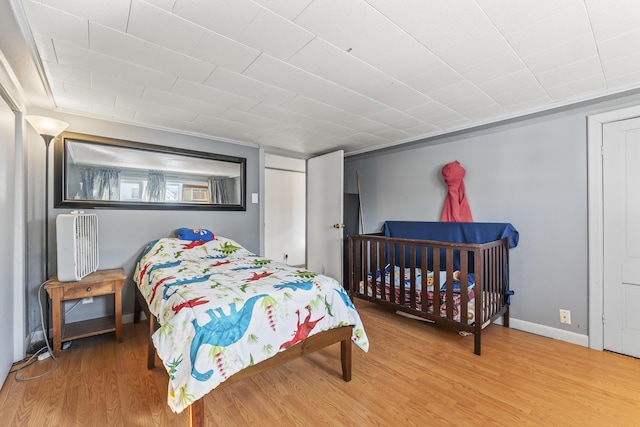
[348, 221, 518, 355]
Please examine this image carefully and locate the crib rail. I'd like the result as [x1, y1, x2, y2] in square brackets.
[348, 233, 510, 355]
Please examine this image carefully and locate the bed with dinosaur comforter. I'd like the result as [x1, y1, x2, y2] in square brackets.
[133, 236, 369, 423]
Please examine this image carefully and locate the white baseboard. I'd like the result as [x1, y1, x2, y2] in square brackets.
[509, 317, 589, 347]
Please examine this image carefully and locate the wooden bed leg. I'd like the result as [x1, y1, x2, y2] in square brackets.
[148, 315, 157, 370]
[474, 332, 481, 356]
[340, 338, 352, 382]
[188, 399, 204, 427]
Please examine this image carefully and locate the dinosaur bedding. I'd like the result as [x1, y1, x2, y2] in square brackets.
[134, 237, 369, 414]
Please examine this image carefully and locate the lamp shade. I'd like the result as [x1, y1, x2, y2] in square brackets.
[26, 115, 69, 138]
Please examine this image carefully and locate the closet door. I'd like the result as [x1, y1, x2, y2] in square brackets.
[603, 117, 640, 358]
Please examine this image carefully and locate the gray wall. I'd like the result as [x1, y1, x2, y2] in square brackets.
[26, 112, 261, 330]
[345, 91, 640, 337]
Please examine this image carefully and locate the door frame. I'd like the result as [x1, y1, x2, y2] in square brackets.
[587, 104, 640, 351]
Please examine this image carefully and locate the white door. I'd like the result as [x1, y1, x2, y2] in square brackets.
[306, 150, 344, 282]
[603, 117, 640, 357]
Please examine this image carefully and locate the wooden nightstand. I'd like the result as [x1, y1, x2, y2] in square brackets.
[45, 268, 126, 356]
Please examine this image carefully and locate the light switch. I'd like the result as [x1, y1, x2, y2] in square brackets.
[251, 193, 259, 203]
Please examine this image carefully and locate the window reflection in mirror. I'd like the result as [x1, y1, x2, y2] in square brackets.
[54, 132, 246, 210]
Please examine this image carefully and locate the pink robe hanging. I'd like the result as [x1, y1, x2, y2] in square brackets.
[440, 161, 473, 222]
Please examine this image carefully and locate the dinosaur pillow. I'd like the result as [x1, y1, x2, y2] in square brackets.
[176, 228, 214, 241]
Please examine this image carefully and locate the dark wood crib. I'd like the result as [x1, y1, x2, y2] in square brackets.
[348, 227, 513, 355]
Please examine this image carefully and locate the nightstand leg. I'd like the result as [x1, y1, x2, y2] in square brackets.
[50, 289, 62, 357]
[115, 287, 123, 343]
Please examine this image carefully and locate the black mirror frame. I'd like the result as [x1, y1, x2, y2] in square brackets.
[53, 132, 247, 211]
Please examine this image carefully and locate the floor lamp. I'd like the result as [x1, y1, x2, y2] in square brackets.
[26, 115, 69, 342]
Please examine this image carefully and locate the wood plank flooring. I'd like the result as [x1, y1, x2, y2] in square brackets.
[1, 300, 640, 426]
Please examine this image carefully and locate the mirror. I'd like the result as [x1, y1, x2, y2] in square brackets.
[54, 132, 246, 210]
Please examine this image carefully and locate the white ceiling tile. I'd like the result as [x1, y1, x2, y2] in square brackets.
[585, 0, 640, 42]
[43, 60, 91, 86]
[23, 0, 89, 47]
[288, 37, 430, 111]
[503, 96, 551, 114]
[368, 109, 423, 128]
[406, 102, 453, 121]
[63, 82, 116, 106]
[153, 48, 215, 83]
[478, 70, 543, 99]
[503, 2, 592, 58]
[458, 51, 526, 85]
[171, 78, 259, 111]
[492, 85, 552, 109]
[366, 0, 490, 50]
[404, 59, 465, 95]
[535, 56, 604, 90]
[134, 110, 208, 134]
[280, 95, 353, 125]
[172, 0, 261, 40]
[426, 80, 486, 106]
[127, 0, 205, 55]
[191, 30, 260, 73]
[220, 110, 290, 131]
[596, 29, 640, 64]
[476, 0, 581, 35]
[423, 109, 467, 127]
[447, 93, 502, 115]
[238, 8, 314, 61]
[252, 0, 313, 20]
[54, 41, 128, 77]
[89, 22, 160, 67]
[544, 74, 607, 101]
[119, 63, 176, 91]
[32, 35, 56, 62]
[141, 0, 176, 13]
[204, 67, 296, 106]
[602, 52, 640, 80]
[433, 28, 514, 72]
[373, 127, 411, 141]
[606, 69, 640, 90]
[91, 73, 145, 99]
[460, 103, 509, 122]
[284, 73, 386, 116]
[522, 34, 599, 75]
[41, 0, 131, 31]
[403, 123, 442, 137]
[243, 54, 306, 87]
[294, 0, 437, 82]
[139, 88, 227, 117]
[92, 102, 136, 120]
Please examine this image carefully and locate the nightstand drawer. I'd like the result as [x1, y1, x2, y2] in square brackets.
[63, 280, 115, 299]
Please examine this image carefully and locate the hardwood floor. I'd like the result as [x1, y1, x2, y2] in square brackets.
[2, 299, 639, 426]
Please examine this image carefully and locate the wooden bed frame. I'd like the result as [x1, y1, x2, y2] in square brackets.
[349, 232, 511, 355]
[133, 287, 352, 427]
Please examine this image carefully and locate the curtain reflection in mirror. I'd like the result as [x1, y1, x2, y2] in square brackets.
[79, 167, 121, 200]
[209, 176, 230, 204]
[144, 171, 166, 202]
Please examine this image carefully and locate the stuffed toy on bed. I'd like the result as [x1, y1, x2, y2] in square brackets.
[176, 228, 214, 241]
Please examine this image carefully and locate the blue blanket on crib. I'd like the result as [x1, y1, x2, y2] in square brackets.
[381, 221, 519, 271]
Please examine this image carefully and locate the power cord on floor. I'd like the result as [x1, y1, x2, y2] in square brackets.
[13, 280, 60, 381]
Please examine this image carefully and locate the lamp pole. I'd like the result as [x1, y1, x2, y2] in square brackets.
[26, 116, 69, 346]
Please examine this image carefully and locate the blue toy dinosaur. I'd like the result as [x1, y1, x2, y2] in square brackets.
[190, 294, 267, 381]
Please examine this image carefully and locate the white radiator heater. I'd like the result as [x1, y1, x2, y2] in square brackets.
[56, 212, 99, 282]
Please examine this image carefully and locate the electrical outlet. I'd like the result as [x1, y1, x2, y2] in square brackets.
[559, 309, 571, 324]
[82, 296, 93, 304]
